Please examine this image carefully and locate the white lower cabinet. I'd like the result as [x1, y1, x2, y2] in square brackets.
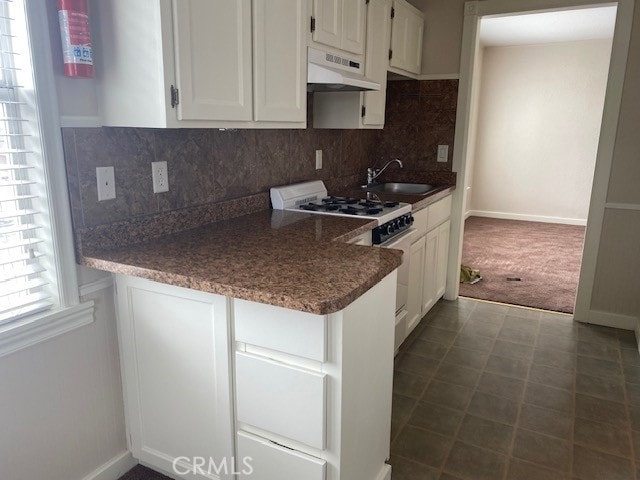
[436, 220, 451, 299]
[115, 276, 234, 480]
[235, 352, 327, 449]
[237, 431, 326, 480]
[422, 228, 439, 314]
[398, 195, 452, 348]
[115, 271, 397, 480]
[234, 271, 396, 480]
[406, 235, 426, 336]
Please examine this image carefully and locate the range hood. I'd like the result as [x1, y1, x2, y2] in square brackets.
[307, 47, 380, 92]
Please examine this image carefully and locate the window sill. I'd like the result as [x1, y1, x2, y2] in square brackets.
[0, 301, 95, 358]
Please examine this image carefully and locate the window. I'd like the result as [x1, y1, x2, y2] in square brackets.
[0, 0, 52, 324]
[0, 0, 92, 355]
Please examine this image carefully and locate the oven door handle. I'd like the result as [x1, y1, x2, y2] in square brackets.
[379, 227, 417, 248]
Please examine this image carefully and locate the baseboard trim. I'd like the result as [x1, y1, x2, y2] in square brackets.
[467, 210, 587, 226]
[81, 451, 137, 480]
[575, 309, 638, 331]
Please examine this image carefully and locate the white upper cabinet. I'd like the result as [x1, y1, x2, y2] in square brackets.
[95, 0, 306, 128]
[311, 0, 367, 56]
[341, 0, 366, 55]
[362, 0, 392, 125]
[389, 0, 424, 76]
[173, 0, 252, 121]
[312, 0, 342, 50]
[312, 0, 392, 129]
[253, 0, 307, 122]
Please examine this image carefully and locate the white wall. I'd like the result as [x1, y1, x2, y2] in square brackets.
[469, 39, 612, 224]
[0, 2, 131, 480]
[412, 0, 465, 76]
[590, 0, 640, 320]
[427, 0, 639, 322]
[0, 283, 133, 480]
[464, 41, 484, 216]
[45, 0, 101, 126]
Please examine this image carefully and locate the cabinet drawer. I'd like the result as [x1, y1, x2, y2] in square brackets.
[237, 431, 326, 480]
[427, 196, 452, 231]
[234, 298, 327, 362]
[412, 206, 429, 237]
[235, 352, 326, 449]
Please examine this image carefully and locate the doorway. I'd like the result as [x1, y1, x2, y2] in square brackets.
[459, 7, 615, 314]
[445, 0, 634, 324]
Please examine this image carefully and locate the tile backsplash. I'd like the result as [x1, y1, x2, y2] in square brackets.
[63, 79, 458, 229]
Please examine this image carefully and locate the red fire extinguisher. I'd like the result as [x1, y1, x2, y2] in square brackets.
[57, 0, 94, 78]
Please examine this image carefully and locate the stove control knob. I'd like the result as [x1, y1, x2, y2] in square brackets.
[386, 224, 394, 235]
[408, 215, 415, 224]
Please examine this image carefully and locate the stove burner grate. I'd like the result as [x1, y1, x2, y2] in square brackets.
[322, 196, 359, 205]
[340, 206, 383, 216]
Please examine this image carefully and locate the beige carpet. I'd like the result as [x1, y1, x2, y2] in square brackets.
[459, 216, 586, 313]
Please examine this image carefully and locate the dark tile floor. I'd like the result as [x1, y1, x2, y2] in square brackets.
[119, 465, 170, 480]
[391, 298, 640, 480]
[119, 298, 640, 480]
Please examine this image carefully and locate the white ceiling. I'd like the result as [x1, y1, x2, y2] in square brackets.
[479, 6, 617, 47]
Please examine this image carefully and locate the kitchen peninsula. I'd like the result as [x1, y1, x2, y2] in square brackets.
[78, 205, 402, 480]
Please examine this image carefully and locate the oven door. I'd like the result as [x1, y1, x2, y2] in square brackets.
[378, 228, 416, 314]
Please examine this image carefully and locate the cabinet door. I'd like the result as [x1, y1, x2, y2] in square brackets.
[115, 276, 234, 479]
[406, 235, 426, 337]
[173, 0, 252, 121]
[313, 0, 342, 50]
[341, 0, 366, 54]
[253, 0, 307, 122]
[422, 228, 439, 315]
[362, 0, 392, 126]
[390, 0, 424, 75]
[436, 220, 451, 299]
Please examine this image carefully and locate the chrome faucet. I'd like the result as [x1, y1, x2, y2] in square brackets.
[367, 159, 403, 186]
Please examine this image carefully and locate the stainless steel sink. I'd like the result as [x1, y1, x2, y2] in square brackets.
[365, 182, 439, 195]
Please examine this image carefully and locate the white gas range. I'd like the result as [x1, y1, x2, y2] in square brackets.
[270, 180, 414, 245]
[271, 181, 415, 349]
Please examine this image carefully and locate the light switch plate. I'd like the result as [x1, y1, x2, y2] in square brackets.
[437, 145, 449, 163]
[96, 166, 116, 201]
[152, 161, 169, 193]
[315, 150, 323, 170]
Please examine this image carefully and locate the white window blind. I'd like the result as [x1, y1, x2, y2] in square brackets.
[0, 0, 54, 325]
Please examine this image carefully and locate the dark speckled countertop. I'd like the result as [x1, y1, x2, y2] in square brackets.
[80, 209, 402, 315]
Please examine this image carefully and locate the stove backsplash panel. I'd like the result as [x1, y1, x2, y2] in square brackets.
[63, 80, 458, 230]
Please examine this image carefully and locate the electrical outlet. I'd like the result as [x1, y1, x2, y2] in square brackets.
[315, 149, 323, 170]
[96, 166, 116, 201]
[437, 145, 449, 163]
[152, 161, 169, 193]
